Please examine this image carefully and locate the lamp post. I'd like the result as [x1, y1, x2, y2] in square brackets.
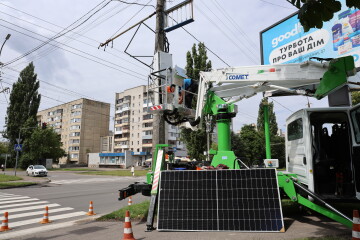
[14, 126, 37, 176]
[0, 34, 11, 60]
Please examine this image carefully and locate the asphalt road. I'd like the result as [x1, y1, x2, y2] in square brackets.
[0, 171, 148, 238]
[0, 171, 353, 240]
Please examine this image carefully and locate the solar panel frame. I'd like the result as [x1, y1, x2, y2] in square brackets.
[157, 169, 284, 232]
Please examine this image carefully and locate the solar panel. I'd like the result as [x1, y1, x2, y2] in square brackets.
[157, 169, 284, 232]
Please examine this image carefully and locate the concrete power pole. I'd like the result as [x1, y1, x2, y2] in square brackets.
[152, 0, 166, 151]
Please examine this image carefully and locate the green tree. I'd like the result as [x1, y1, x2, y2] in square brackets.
[257, 98, 285, 166]
[231, 131, 244, 159]
[239, 125, 264, 167]
[20, 127, 66, 168]
[287, 0, 360, 32]
[257, 98, 278, 136]
[185, 42, 212, 80]
[352, 92, 360, 106]
[4, 62, 41, 166]
[181, 43, 212, 160]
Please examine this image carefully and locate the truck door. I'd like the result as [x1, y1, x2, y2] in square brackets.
[286, 115, 311, 187]
[350, 106, 360, 199]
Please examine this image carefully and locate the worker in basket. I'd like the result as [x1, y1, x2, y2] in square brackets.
[178, 78, 198, 109]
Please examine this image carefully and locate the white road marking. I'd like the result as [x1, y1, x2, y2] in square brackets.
[8, 207, 74, 219]
[0, 219, 79, 239]
[50, 177, 130, 185]
[0, 203, 61, 214]
[0, 198, 39, 205]
[10, 211, 86, 227]
[0, 193, 17, 197]
[0, 201, 49, 209]
[0, 196, 30, 201]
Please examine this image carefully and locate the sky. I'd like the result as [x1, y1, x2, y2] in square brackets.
[0, 0, 335, 141]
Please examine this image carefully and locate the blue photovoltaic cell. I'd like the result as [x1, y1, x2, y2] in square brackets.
[157, 169, 284, 232]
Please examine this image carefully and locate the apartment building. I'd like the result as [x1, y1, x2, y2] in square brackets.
[37, 98, 110, 164]
[113, 85, 186, 165]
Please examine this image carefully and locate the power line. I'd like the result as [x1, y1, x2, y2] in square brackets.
[1, 80, 115, 120]
[195, 6, 259, 64]
[0, 7, 148, 72]
[199, 0, 260, 62]
[270, 97, 294, 112]
[0, 22, 148, 80]
[110, 0, 153, 38]
[113, 0, 155, 9]
[259, 0, 296, 10]
[2, 68, 117, 108]
[211, 0, 260, 54]
[0, 2, 148, 71]
[3, 0, 112, 67]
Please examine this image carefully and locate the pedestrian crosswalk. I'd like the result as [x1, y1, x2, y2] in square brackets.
[50, 176, 136, 185]
[0, 192, 86, 231]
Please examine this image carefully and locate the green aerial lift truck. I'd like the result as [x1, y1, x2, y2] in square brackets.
[119, 55, 358, 231]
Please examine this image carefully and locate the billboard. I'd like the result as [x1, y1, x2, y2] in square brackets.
[261, 0, 360, 68]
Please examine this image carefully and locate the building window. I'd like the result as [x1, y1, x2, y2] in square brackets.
[71, 111, 81, 116]
[70, 132, 80, 137]
[70, 118, 81, 123]
[69, 146, 80, 151]
[71, 104, 82, 109]
[70, 125, 81, 130]
[71, 153, 79, 159]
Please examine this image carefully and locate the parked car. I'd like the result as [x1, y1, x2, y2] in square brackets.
[26, 165, 48, 177]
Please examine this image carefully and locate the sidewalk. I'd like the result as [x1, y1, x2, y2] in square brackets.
[5, 215, 351, 240]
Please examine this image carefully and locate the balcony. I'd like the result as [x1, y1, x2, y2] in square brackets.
[122, 128, 130, 133]
[114, 130, 122, 135]
[168, 135, 177, 141]
[119, 137, 130, 141]
[142, 134, 153, 140]
[120, 145, 129, 149]
[142, 143, 152, 148]
[143, 102, 153, 108]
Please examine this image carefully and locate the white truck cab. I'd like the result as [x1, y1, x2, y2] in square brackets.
[286, 106, 360, 200]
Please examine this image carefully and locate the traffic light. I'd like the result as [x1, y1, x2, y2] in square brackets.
[42, 122, 47, 129]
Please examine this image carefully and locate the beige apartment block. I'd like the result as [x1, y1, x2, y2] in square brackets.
[37, 98, 110, 164]
[114, 85, 186, 165]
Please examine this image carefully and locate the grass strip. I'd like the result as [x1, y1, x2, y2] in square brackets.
[0, 175, 22, 182]
[79, 170, 149, 176]
[49, 168, 98, 171]
[97, 200, 150, 222]
[0, 182, 36, 189]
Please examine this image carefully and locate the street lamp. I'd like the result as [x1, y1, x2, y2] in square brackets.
[14, 126, 37, 176]
[0, 34, 11, 60]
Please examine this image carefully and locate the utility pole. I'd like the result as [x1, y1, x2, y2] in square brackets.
[152, 0, 166, 151]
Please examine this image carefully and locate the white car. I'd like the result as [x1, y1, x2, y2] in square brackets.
[26, 165, 48, 177]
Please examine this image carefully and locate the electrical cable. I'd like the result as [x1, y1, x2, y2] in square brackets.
[112, 0, 155, 9]
[211, 0, 260, 54]
[259, 0, 297, 10]
[200, 0, 260, 61]
[269, 97, 294, 112]
[110, 0, 153, 38]
[0, 2, 147, 71]
[3, 0, 112, 67]
[0, 22, 148, 80]
[195, 6, 259, 64]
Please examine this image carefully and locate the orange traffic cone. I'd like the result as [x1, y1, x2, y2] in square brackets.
[353, 210, 360, 240]
[128, 196, 132, 206]
[122, 210, 136, 240]
[40, 206, 52, 224]
[0, 212, 12, 231]
[86, 201, 96, 216]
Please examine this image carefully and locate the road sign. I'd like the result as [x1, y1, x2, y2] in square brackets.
[14, 144, 22, 151]
[173, 147, 177, 152]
